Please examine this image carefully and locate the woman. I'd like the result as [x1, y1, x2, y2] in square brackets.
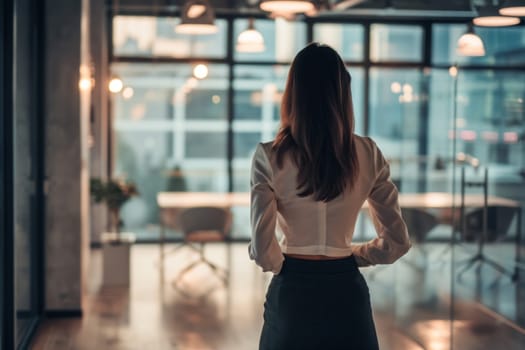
[249, 43, 411, 350]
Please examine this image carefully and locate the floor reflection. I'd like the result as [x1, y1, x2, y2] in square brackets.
[31, 243, 525, 350]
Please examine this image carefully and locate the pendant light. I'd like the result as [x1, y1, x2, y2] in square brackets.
[176, 0, 218, 35]
[499, 0, 525, 16]
[457, 24, 486, 57]
[236, 19, 265, 53]
[259, 0, 315, 15]
[473, 1, 520, 27]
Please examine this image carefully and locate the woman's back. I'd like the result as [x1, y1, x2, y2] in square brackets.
[251, 135, 410, 272]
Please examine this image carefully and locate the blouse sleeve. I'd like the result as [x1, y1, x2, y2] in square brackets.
[352, 146, 411, 267]
[248, 143, 284, 274]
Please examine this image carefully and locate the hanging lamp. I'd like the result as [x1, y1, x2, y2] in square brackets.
[457, 24, 486, 56]
[236, 19, 265, 53]
[259, 0, 315, 14]
[176, 0, 218, 35]
[473, 1, 520, 27]
[499, 0, 525, 16]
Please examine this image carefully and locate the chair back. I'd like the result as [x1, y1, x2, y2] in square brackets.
[179, 206, 231, 236]
[462, 205, 515, 242]
[401, 208, 439, 243]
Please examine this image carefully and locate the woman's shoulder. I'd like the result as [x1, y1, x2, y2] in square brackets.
[353, 135, 387, 169]
[251, 141, 275, 167]
[259, 140, 274, 151]
[253, 141, 274, 158]
[353, 134, 380, 154]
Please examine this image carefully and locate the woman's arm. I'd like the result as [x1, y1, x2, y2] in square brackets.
[352, 151, 411, 266]
[249, 143, 284, 274]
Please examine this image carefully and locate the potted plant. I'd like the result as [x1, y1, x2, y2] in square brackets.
[90, 177, 139, 286]
[90, 178, 138, 242]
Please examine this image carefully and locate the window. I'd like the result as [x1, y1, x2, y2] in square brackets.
[313, 23, 364, 61]
[433, 24, 525, 66]
[348, 67, 365, 135]
[232, 65, 288, 194]
[233, 18, 306, 62]
[113, 16, 227, 58]
[112, 63, 230, 233]
[368, 68, 423, 191]
[370, 24, 423, 62]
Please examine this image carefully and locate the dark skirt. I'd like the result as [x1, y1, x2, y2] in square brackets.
[259, 255, 379, 350]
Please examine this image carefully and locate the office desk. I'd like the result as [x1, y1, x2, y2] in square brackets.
[157, 191, 522, 280]
[157, 191, 520, 210]
[157, 192, 249, 209]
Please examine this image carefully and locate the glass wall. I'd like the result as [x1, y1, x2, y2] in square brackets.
[112, 17, 307, 239]
[111, 14, 525, 349]
[449, 68, 525, 347]
[0, 0, 12, 347]
[13, 0, 41, 345]
[112, 63, 230, 237]
[431, 25, 525, 341]
[2, 0, 42, 348]
[369, 67, 425, 191]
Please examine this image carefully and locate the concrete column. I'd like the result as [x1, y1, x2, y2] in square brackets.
[89, 0, 109, 245]
[44, 0, 90, 312]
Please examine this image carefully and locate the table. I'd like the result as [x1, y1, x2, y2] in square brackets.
[157, 191, 522, 281]
[157, 191, 520, 210]
[157, 192, 250, 208]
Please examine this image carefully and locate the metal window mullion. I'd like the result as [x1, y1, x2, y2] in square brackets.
[1, 0, 15, 348]
[227, 17, 234, 192]
[364, 22, 371, 136]
[174, 87, 186, 164]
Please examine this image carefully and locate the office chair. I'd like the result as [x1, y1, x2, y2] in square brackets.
[456, 205, 516, 280]
[402, 208, 440, 244]
[400, 208, 440, 270]
[365, 208, 439, 282]
[172, 206, 232, 293]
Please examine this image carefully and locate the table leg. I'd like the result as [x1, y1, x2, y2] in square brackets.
[514, 207, 522, 282]
[160, 211, 165, 273]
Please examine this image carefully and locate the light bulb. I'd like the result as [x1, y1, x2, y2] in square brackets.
[79, 78, 93, 91]
[193, 64, 209, 79]
[122, 87, 134, 99]
[109, 77, 123, 93]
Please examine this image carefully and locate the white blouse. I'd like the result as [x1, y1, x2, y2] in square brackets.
[249, 135, 411, 274]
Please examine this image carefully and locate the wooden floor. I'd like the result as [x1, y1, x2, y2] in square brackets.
[31, 243, 525, 350]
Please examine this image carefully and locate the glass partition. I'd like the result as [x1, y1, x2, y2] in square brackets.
[112, 63, 229, 239]
[14, 0, 40, 345]
[368, 67, 424, 192]
[449, 68, 525, 348]
[429, 22, 525, 348]
[231, 65, 287, 238]
[109, 17, 525, 349]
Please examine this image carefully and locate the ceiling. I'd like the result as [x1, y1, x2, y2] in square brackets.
[114, 0, 478, 19]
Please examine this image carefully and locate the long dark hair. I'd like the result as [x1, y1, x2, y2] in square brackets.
[273, 43, 359, 202]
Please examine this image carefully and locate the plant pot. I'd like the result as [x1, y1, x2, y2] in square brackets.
[101, 232, 136, 287]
